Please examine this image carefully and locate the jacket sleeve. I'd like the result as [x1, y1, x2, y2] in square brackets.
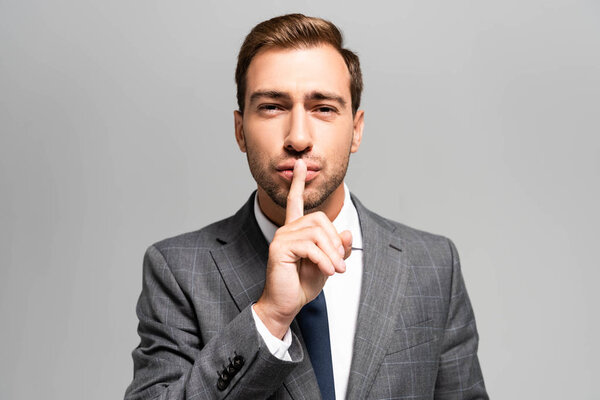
[124, 245, 303, 400]
[434, 240, 489, 400]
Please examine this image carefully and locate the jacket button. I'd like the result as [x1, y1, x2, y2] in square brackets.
[226, 364, 237, 375]
[220, 370, 231, 382]
[217, 377, 227, 391]
[232, 354, 245, 369]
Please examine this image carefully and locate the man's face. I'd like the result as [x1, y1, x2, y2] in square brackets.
[234, 44, 364, 212]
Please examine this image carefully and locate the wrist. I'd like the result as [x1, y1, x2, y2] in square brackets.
[253, 299, 294, 340]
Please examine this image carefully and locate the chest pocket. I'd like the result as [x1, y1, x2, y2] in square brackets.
[386, 318, 437, 355]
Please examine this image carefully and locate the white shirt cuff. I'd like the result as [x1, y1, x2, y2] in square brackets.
[251, 304, 292, 361]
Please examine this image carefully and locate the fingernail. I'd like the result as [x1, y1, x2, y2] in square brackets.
[339, 259, 346, 272]
[338, 245, 345, 257]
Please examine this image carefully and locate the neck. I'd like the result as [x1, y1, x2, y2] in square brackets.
[256, 183, 346, 227]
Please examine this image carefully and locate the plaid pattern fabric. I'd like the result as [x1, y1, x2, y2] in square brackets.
[346, 197, 487, 399]
[125, 193, 487, 399]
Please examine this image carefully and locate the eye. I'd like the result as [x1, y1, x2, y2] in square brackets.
[313, 105, 338, 116]
[258, 104, 283, 113]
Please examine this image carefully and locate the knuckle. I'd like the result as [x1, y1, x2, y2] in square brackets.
[310, 225, 323, 237]
[305, 225, 318, 235]
[311, 245, 324, 261]
[311, 227, 328, 244]
[314, 211, 327, 221]
[334, 235, 342, 248]
[306, 246, 318, 262]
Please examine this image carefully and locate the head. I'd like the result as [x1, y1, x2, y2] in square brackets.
[234, 14, 365, 223]
[235, 14, 363, 116]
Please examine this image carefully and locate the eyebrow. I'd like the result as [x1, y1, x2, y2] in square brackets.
[248, 90, 347, 108]
[305, 91, 347, 108]
[249, 90, 291, 104]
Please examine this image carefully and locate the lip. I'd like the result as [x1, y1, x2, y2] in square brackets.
[275, 160, 321, 182]
[277, 169, 320, 182]
[276, 160, 321, 171]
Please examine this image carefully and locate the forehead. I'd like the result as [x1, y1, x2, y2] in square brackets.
[245, 45, 351, 100]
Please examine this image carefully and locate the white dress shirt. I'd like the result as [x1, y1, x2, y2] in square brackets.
[251, 184, 363, 399]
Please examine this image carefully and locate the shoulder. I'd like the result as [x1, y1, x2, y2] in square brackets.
[351, 194, 456, 265]
[151, 214, 239, 255]
[386, 214, 451, 251]
[148, 192, 256, 260]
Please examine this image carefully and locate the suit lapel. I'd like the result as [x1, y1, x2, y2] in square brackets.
[209, 192, 320, 400]
[209, 193, 270, 311]
[346, 196, 410, 400]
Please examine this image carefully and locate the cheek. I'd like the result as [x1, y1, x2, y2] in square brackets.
[322, 123, 354, 152]
[244, 119, 286, 149]
[246, 136, 279, 156]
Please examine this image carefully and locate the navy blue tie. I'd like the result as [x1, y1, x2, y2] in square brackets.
[295, 291, 336, 400]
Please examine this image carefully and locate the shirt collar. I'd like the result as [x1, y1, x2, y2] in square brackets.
[253, 183, 363, 249]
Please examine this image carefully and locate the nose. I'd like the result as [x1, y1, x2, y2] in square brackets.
[284, 106, 312, 153]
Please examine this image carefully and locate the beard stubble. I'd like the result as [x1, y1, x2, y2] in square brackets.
[245, 149, 351, 212]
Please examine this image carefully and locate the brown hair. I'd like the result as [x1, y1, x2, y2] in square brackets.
[235, 13, 363, 115]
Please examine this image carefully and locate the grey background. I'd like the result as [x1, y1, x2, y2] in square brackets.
[1, 0, 599, 399]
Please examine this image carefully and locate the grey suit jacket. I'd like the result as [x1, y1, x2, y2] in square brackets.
[125, 192, 488, 399]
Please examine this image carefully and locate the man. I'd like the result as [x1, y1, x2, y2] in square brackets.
[125, 14, 487, 400]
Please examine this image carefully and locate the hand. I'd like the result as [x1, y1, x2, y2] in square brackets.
[254, 159, 352, 339]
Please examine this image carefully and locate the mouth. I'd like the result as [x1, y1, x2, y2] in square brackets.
[277, 169, 320, 182]
[276, 160, 321, 183]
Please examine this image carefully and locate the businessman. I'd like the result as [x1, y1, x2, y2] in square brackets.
[125, 14, 488, 400]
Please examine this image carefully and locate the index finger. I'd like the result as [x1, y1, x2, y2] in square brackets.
[285, 159, 307, 224]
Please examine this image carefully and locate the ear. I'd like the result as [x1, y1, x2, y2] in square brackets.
[234, 110, 246, 152]
[350, 110, 364, 153]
